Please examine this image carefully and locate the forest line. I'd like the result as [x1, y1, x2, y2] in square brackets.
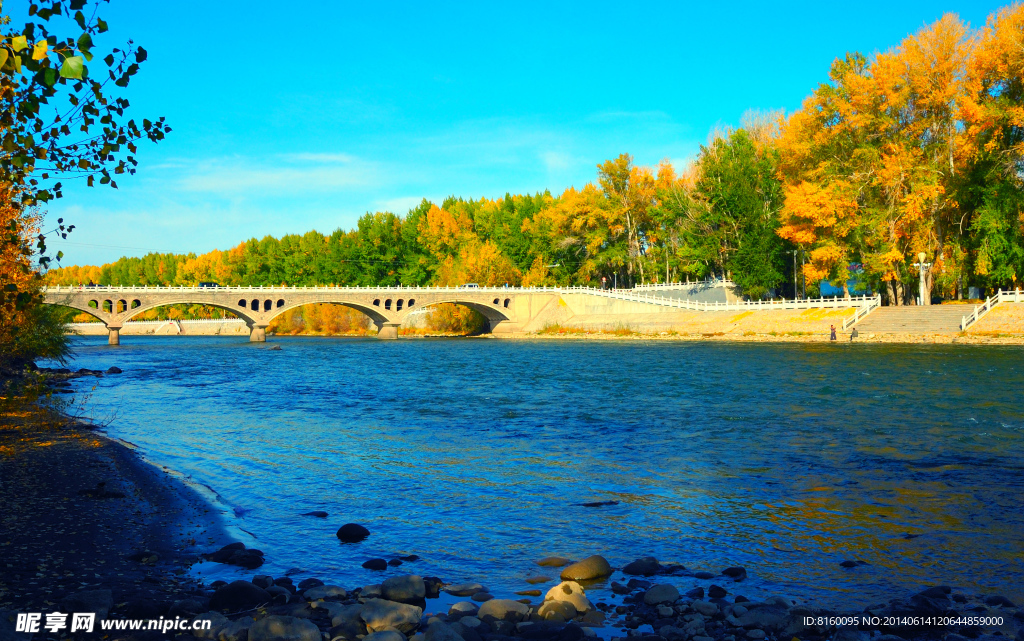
[48, 5, 1024, 314]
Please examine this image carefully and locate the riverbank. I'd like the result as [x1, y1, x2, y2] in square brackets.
[0, 372, 233, 633]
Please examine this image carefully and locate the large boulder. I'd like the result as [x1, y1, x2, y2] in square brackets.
[329, 604, 368, 640]
[536, 557, 572, 567]
[643, 584, 680, 605]
[218, 616, 255, 641]
[337, 523, 371, 543]
[445, 583, 486, 597]
[543, 581, 591, 613]
[209, 581, 272, 612]
[304, 585, 347, 600]
[559, 555, 612, 582]
[364, 631, 407, 641]
[360, 598, 423, 634]
[424, 621, 465, 641]
[249, 615, 321, 641]
[192, 612, 230, 640]
[732, 604, 790, 632]
[204, 543, 265, 569]
[623, 557, 661, 576]
[382, 575, 426, 603]
[476, 599, 530, 624]
[538, 600, 577, 622]
[60, 589, 113, 620]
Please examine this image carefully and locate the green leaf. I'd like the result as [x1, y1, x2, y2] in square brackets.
[77, 32, 92, 52]
[43, 67, 57, 86]
[60, 56, 84, 80]
[96, 18, 108, 33]
[11, 35, 28, 52]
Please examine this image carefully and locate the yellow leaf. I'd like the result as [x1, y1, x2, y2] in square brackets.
[32, 40, 48, 61]
[11, 36, 28, 52]
[0, 50, 7, 69]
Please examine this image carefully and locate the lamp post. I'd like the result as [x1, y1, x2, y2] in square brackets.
[912, 251, 932, 306]
[788, 249, 803, 299]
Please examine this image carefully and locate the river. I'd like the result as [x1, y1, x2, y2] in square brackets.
[55, 335, 1024, 608]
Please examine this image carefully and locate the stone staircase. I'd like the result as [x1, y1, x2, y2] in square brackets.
[853, 305, 968, 334]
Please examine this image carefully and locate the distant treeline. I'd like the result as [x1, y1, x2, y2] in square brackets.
[50, 5, 1024, 309]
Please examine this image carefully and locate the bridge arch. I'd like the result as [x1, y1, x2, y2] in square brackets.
[403, 298, 512, 333]
[265, 299, 392, 331]
[48, 302, 107, 324]
[119, 298, 259, 327]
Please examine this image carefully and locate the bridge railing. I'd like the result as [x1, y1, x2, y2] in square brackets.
[631, 279, 735, 291]
[961, 289, 1023, 331]
[42, 284, 879, 312]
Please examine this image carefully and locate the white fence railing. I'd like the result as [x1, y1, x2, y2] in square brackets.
[573, 288, 878, 312]
[842, 295, 882, 329]
[43, 284, 877, 313]
[961, 289, 1024, 330]
[631, 279, 734, 291]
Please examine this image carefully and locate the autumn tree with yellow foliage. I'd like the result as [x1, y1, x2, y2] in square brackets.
[1, 1, 166, 375]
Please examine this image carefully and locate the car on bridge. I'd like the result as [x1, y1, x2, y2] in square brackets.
[459, 283, 479, 288]
[198, 282, 221, 288]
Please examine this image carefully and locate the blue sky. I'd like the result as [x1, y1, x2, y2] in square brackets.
[31, 0, 1009, 266]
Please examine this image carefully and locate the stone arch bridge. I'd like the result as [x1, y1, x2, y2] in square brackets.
[42, 285, 569, 344]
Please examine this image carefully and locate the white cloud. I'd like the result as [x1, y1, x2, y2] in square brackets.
[177, 154, 380, 196]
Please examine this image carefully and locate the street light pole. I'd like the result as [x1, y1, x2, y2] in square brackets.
[789, 249, 799, 300]
[912, 251, 932, 306]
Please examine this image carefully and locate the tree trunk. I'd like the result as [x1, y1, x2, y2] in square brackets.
[842, 282, 851, 300]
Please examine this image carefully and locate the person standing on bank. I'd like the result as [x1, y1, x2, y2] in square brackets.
[830, 324, 837, 341]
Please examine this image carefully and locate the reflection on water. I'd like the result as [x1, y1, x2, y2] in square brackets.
[57, 336, 1024, 607]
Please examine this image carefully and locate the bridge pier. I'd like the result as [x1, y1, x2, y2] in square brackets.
[376, 322, 401, 340]
[249, 324, 268, 342]
[107, 326, 121, 346]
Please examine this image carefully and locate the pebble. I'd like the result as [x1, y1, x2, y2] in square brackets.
[363, 558, 388, 571]
[708, 585, 727, 599]
[471, 592, 493, 602]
